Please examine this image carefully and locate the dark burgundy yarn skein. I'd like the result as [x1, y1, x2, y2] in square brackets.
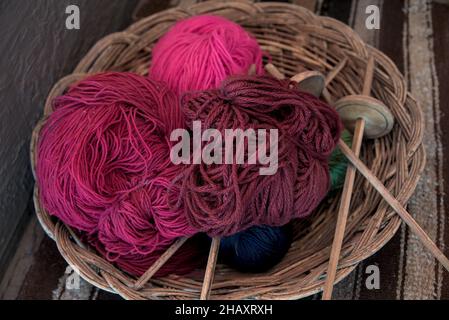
[176, 75, 342, 236]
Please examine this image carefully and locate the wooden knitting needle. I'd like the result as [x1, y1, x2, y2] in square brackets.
[338, 139, 449, 272]
[322, 55, 394, 300]
[266, 59, 348, 101]
[265, 63, 286, 80]
[322, 57, 348, 104]
[200, 237, 220, 300]
[134, 236, 188, 289]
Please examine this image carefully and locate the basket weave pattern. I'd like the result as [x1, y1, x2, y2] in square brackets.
[30, 1, 425, 300]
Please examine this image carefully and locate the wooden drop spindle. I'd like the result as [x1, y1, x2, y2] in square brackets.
[263, 61, 449, 301]
[265, 63, 326, 97]
[322, 55, 393, 300]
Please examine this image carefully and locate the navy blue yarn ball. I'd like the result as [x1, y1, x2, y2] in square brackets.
[219, 225, 293, 272]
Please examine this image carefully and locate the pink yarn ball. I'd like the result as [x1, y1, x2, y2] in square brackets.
[36, 72, 199, 276]
[150, 15, 265, 95]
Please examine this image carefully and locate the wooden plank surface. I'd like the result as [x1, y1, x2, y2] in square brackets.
[0, 0, 138, 290]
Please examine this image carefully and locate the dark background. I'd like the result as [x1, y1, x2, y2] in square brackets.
[0, 0, 140, 279]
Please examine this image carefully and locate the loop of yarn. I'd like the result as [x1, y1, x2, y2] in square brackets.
[36, 72, 198, 276]
[176, 75, 342, 236]
[150, 15, 265, 95]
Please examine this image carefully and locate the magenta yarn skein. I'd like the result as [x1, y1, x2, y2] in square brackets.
[36, 72, 199, 276]
[150, 15, 265, 95]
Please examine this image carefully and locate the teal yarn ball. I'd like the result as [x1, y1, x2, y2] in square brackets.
[329, 129, 353, 190]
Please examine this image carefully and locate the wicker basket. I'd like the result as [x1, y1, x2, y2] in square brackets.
[30, 0, 425, 300]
